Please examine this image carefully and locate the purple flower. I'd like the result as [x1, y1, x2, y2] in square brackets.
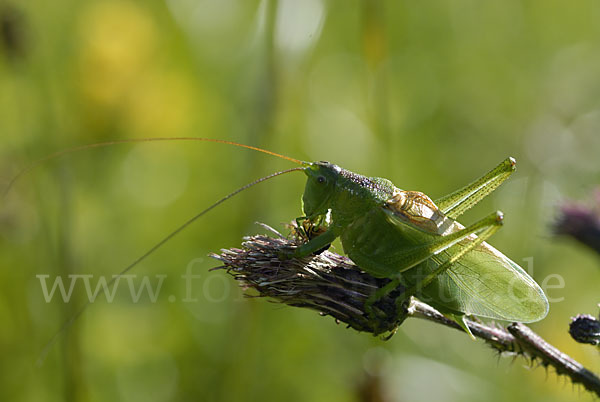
[554, 191, 600, 256]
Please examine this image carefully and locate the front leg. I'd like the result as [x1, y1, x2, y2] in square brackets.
[290, 227, 339, 258]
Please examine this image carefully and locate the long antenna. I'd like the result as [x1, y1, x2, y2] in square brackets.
[36, 166, 305, 366]
[3, 137, 304, 197]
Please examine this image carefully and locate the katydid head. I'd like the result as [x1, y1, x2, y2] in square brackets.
[302, 161, 340, 218]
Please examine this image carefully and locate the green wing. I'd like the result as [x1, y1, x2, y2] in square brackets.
[403, 230, 549, 322]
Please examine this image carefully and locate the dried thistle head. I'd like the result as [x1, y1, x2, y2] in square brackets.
[210, 227, 406, 336]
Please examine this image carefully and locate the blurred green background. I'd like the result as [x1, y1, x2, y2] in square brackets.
[1, 0, 600, 401]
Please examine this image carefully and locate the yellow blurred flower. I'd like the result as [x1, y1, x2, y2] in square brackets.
[78, 1, 156, 109]
[76, 1, 194, 136]
[123, 70, 193, 137]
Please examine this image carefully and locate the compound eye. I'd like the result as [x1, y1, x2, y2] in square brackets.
[317, 175, 326, 184]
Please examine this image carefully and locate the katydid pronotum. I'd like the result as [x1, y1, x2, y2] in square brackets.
[7, 137, 548, 355]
